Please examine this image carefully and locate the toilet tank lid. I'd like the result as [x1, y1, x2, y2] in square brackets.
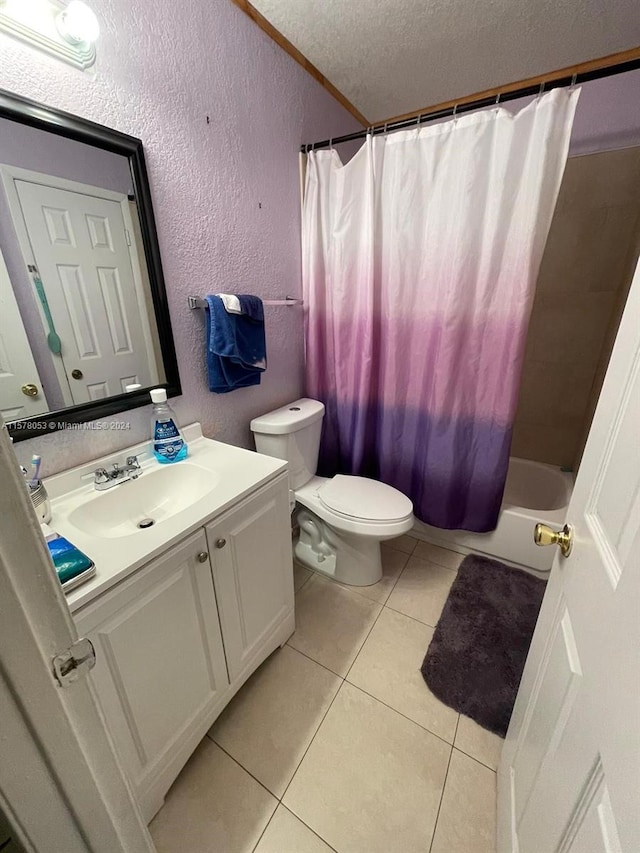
[250, 398, 325, 435]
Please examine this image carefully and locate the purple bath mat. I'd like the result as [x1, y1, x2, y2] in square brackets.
[421, 554, 546, 737]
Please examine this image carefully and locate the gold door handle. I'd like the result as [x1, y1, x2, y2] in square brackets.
[534, 523, 573, 557]
[21, 383, 39, 397]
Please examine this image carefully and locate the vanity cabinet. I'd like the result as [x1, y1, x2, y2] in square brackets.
[73, 473, 294, 821]
[74, 529, 230, 818]
[206, 478, 293, 683]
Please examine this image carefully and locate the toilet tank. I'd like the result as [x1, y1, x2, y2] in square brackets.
[250, 398, 325, 489]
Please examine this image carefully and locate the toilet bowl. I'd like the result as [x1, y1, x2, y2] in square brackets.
[250, 399, 414, 586]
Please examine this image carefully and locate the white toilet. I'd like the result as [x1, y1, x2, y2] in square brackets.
[250, 398, 414, 586]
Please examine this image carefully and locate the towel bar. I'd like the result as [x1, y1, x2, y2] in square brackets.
[188, 296, 303, 310]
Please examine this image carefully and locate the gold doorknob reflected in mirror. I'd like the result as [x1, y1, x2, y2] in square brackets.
[21, 383, 39, 397]
[534, 523, 573, 557]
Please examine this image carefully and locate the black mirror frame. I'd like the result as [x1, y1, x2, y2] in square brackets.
[0, 88, 181, 442]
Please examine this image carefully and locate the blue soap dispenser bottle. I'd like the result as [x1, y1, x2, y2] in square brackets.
[150, 388, 188, 463]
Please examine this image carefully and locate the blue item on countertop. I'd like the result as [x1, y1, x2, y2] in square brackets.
[150, 387, 188, 463]
[205, 294, 266, 393]
[46, 532, 95, 589]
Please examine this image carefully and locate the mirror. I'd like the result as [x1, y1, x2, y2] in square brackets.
[0, 89, 180, 440]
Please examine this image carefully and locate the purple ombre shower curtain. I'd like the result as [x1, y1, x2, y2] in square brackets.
[302, 89, 579, 532]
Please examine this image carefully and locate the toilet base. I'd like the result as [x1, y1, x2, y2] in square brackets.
[295, 508, 383, 586]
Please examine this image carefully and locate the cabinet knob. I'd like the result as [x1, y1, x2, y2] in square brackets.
[215, 538, 226, 549]
[197, 551, 209, 563]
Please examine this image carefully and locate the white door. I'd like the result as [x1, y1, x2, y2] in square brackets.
[497, 257, 640, 852]
[15, 179, 153, 402]
[0, 248, 49, 420]
[0, 421, 155, 853]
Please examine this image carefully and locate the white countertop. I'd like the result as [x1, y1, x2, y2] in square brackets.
[44, 424, 287, 613]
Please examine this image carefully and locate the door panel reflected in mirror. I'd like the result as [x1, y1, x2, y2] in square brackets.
[0, 101, 177, 437]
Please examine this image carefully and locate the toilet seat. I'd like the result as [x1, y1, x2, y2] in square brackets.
[318, 475, 413, 523]
[295, 475, 414, 539]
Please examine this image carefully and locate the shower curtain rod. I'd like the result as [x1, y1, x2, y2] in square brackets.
[301, 56, 640, 153]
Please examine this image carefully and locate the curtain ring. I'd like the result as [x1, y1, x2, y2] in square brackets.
[570, 73, 578, 88]
[329, 138, 333, 150]
[495, 93, 501, 106]
[538, 82, 545, 98]
[416, 113, 422, 127]
[452, 103, 458, 120]
[383, 123, 389, 138]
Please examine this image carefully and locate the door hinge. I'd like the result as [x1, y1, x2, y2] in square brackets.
[52, 637, 96, 687]
[125, 228, 132, 246]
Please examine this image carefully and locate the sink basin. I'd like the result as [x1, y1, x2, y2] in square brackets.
[67, 463, 220, 539]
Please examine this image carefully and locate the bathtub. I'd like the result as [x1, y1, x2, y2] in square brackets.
[413, 457, 574, 576]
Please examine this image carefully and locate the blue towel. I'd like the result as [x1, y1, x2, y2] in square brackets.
[237, 294, 264, 322]
[205, 295, 267, 393]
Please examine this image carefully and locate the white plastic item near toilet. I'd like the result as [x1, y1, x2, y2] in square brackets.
[250, 399, 414, 586]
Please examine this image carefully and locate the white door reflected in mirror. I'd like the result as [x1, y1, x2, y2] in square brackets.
[0, 115, 167, 419]
[11, 173, 158, 405]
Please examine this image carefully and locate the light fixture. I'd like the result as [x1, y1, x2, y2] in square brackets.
[56, 0, 99, 45]
[0, 0, 99, 69]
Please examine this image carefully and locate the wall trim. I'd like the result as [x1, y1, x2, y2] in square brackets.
[229, 0, 369, 126]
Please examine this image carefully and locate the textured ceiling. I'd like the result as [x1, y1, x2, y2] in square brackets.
[250, 0, 640, 122]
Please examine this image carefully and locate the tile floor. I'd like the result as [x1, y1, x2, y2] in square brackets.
[150, 535, 502, 853]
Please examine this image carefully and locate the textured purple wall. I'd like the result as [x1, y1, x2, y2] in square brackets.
[0, 0, 360, 474]
[358, 69, 640, 163]
[491, 70, 640, 156]
[568, 69, 640, 155]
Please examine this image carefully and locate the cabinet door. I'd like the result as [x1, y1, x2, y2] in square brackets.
[74, 531, 229, 802]
[206, 476, 294, 683]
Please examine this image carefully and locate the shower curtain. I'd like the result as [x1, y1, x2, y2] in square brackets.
[302, 89, 579, 532]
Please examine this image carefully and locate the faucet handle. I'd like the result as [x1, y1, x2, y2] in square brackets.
[126, 455, 140, 468]
[94, 467, 110, 484]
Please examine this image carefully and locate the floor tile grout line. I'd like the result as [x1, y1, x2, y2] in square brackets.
[269, 804, 340, 853]
[331, 552, 409, 605]
[382, 536, 418, 556]
[204, 734, 281, 802]
[407, 552, 462, 574]
[451, 744, 500, 774]
[342, 596, 387, 682]
[279, 675, 346, 804]
[250, 805, 279, 853]
[382, 601, 440, 629]
[296, 559, 407, 608]
[342, 679, 458, 749]
[279, 567, 409, 806]
[427, 731, 456, 853]
[285, 567, 372, 800]
[249, 800, 341, 853]
[208, 644, 345, 801]
[293, 566, 314, 594]
[284, 640, 347, 679]
[250, 539, 463, 848]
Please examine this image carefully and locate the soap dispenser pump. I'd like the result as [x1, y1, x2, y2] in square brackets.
[150, 388, 188, 463]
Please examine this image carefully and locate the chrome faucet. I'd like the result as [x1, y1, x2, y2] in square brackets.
[93, 456, 142, 491]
